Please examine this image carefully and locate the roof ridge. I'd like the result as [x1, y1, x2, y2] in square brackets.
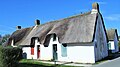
[45, 11, 91, 23]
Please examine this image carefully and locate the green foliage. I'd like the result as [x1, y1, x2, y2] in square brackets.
[0, 46, 22, 67]
[0, 34, 10, 45]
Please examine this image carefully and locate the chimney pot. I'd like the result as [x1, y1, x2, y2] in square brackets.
[92, 2, 99, 12]
[35, 19, 40, 26]
[16, 26, 21, 30]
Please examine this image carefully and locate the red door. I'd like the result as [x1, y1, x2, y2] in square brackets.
[38, 49, 40, 58]
[37, 45, 40, 58]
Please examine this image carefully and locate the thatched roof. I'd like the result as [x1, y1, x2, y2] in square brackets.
[4, 11, 107, 46]
[4, 27, 33, 46]
[107, 29, 119, 41]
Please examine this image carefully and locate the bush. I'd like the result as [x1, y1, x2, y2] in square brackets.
[0, 46, 22, 67]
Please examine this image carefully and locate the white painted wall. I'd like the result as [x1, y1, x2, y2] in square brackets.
[11, 40, 17, 47]
[33, 39, 40, 59]
[40, 35, 60, 60]
[22, 39, 40, 59]
[11, 38, 40, 59]
[57, 44, 95, 63]
[109, 41, 115, 50]
[109, 33, 119, 53]
[40, 35, 95, 63]
[22, 47, 31, 59]
[40, 44, 53, 60]
[94, 13, 108, 61]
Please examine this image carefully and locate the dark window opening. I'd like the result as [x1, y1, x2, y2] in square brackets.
[95, 43, 97, 48]
[53, 44, 57, 51]
[63, 43, 67, 47]
[53, 34, 56, 41]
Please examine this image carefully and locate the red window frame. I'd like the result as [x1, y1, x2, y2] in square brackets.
[31, 47, 34, 55]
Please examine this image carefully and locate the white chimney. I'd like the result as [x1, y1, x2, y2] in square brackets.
[91, 2, 99, 14]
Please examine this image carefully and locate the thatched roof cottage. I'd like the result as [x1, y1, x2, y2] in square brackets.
[4, 2, 108, 63]
[107, 29, 119, 53]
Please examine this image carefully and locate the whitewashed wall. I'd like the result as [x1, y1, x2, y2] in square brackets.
[22, 39, 40, 59]
[11, 38, 40, 59]
[94, 13, 108, 61]
[40, 35, 96, 63]
[40, 35, 60, 60]
[109, 41, 115, 50]
[57, 43, 95, 63]
[33, 39, 40, 59]
[109, 33, 119, 53]
[22, 47, 31, 59]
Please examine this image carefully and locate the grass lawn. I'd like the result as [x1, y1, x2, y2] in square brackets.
[18, 59, 80, 67]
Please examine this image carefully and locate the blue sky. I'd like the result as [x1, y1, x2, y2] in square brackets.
[0, 0, 120, 36]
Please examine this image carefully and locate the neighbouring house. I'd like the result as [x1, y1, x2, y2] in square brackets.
[4, 2, 108, 63]
[107, 29, 119, 53]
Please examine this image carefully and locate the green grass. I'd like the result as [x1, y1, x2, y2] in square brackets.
[19, 59, 80, 67]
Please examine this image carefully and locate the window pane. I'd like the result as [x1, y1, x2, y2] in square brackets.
[53, 34, 56, 41]
[61, 44, 67, 57]
[108, 43, 111, 50]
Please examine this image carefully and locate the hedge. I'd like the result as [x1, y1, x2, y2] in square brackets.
[0, 46, 22, 67]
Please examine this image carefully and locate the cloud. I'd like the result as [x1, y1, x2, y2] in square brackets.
[90, 1, 107, 5]
[105, 14, 120, 21]
[0, 25, 15, 30]
[0, 30, 9, 33]
[97, 2, 107, 5]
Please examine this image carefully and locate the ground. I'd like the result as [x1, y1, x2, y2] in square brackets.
[19, 59, 80, 67]
[18, 52, 120, 67]
[91, 52, 120, 67]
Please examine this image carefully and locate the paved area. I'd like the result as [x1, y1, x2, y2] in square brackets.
[38, 53, 120, 67]
[40, 61, 92, 67]
[90, 57, 120, 67]
[40, 57, 120, 67]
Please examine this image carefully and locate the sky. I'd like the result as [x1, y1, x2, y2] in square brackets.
[0, 0, 120, 36]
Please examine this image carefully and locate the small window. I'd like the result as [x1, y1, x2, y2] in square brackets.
[31, 47, 34, 55]
[53, 34, 56, 41]
[61, 44, 67, 57]
[95, 42, 97, 48]
[53, 44, 57, 51]
[108, 43, 111, 50]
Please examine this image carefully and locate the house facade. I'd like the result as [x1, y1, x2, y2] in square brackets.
[4, 2, 108, 63]
[107, 29, 119, 53]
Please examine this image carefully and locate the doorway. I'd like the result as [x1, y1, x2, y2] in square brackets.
[37, 45, 40, 58]
[53, 44, 58, 60]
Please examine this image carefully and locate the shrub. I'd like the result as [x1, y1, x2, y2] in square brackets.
[0, 46, 22, 67]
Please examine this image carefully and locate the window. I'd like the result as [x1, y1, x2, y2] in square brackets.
[31, 47, 34, 55]
[108, 43, 111, 50]
[53, 44, 57, 51]
[61, 44, 67, 57]
[95, 42, 97, 48]
[53, 34, 56, 41]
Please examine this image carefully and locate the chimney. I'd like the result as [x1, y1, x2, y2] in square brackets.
[16, 26, 21, 30]
[91, 2, 99, 14]
[35, 19, 40, 26]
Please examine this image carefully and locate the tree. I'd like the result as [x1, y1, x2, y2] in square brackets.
[0, 35, 2, 45]
[0, 35, 2, 38]
[0, 34, 10, 45]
